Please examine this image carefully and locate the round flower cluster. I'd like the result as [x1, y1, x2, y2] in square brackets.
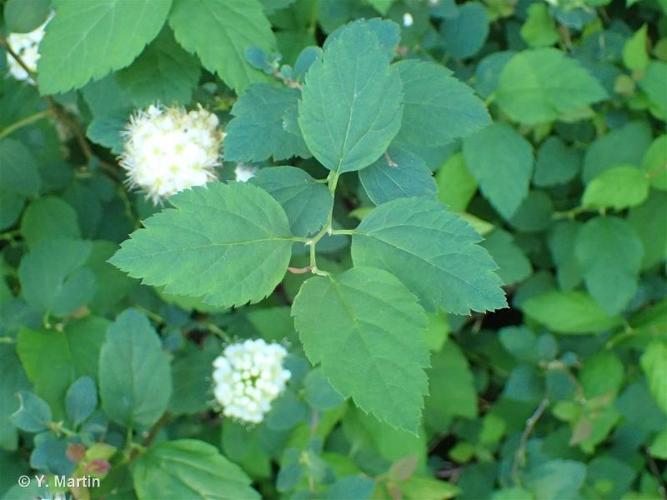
[6, 16, 51, 82]
[120, 105, 223, 203]
[212, 339, 291, 424]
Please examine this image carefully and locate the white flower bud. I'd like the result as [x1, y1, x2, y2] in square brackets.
[234, 164, 257, 183]
[403, 12, 414, 27]
[212, 339, 290, 424]
[120, 104, 223, 204]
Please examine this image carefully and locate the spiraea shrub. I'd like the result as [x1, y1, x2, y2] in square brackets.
[1, 0, 666, 498]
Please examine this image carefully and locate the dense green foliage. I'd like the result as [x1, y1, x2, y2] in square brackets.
[0, 0, 666, 499]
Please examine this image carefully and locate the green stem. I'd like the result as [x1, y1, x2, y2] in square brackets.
[330, 228, 356, 236]
[0, 110, 51, 141]
[305, 172, 340, 276]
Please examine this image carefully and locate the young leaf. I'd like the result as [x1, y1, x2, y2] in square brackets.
[133, 440, 260, 499]
[110, 183, 294, 308]
[582, 165, 649, 210]
[292, 266, 429, 432]
[99, 309, 171, 429]
[65, 376, 97, 427]
[436, 152, 477, 212]
[169, 0, 275, 93]
[496, 48, 607, 124]
[641, 341, 667, 415]
[10, 391, 51, 433]
[298, 21, 403, 173]
[251, 166, 332, 237]
[224, 84, 309, 162]
[463, 123, 533, 219]
[393, 59, 490, 148]
[38, 0, 172, 94]
[575, 216, 643, 315]
[17, 317, 108, 419]
[351, 197, 506, 314]
[0, 138, 41, 196]
[521, 290, 623, 334]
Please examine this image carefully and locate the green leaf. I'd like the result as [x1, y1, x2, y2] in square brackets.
[520, 3, 559, 48]
[622, 25, 649, 72]
[642, 135, 667, 191]
[424, 341, 477, 432]
[641, 341, 667, 416]
[10, 391, 51, 433]
[628, 191, 667, 270]
[292, 266, 429, 432]
[367, 0, 394, 14]
[525, 460, 587, 500]
[298, 21, 403, 173]
[65, 376, 97, 427]
[37, 0, 172, 94]
[224, 84, 309, 162]
[132, 439, 259, 499]
[533, 136, 581, 187]
[496, 48, 607, 125]
[169, 342, 218, 416]
[463, 122, 533, 219]
[649, 429, 667, 459]
[116, 28, 201, 107]
[582, 165, 649, 210]
[99, 309, 171, 429]
[20, 197, 81, 247]
[548, 221, 583, 290]
[251, 166, 332, 237]
[440, 3, 489, 59]
[4, 0, 50, 33]
[303, 368, 345, 411]
[0, 345, 30, 449]
[393, 60, 490, 148]
[0, 138, 41, 196]
[359, 146, 437, 205]
[18, 239, 96, 317]
[481, 229, 532, 285]
[352, 197, 506, 314]
[169, 0, 275, 93]
[436, 152, 477, 212]
[17, 317, 108, 419]
[582, 121, 652, 183]
[522, 290, 622, 334]
[110, 183, 294, 308]
[639, 62, 667, 120]
[575, 216, 643, 314]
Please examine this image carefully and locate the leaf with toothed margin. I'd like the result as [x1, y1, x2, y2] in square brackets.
[351, 197, 507, 314]
[292, 266, 429, 432]
[109, 183, 294, 308]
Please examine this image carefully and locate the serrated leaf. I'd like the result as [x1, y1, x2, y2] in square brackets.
[18, 239, 96, 317]
[359, 146, 437, 205]
[17, 317, 108, 419]
[292, 266, 429, 432]
[99, 309, 171, 429]
[169, 0, 275, 93]
[37, 0, 172, 94]
[582, 165, 649, 210]
[393, 59, 490, 148]
[639, 62, 667, 120]
[133, 439, 259, 500]
[351, 197, 506, 314]
[110, 183, 294, 307]
[224, 84, 309, 162]
[116, 28, 200, 107]
[251, 166, 332, 237]
[575, 216, 643, 315]
[496, 48, 607, 125]
[522, 290, 622, 334]
[481, 229, 532, 285]
[463, 122, 533, 219]
[298, 21, 403, 173]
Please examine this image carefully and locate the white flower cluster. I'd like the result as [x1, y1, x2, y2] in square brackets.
[6, 16, 51, 82]
[212, 339, 291, 424]
[120, 105, 223, 203]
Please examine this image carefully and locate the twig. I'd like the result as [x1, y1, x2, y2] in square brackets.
[0, 109, 51, 140]
[645, 448, 667, 499]
[142, 413, 171, 448]
[512, 398, 549, 486]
